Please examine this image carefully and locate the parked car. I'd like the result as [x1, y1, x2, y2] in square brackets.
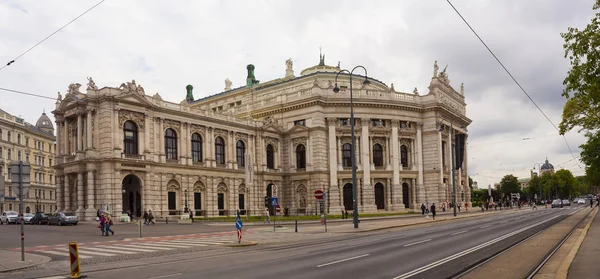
[551, 199, 563, 208]
[562, 199, 571, 206]
[30, 212, 49, 225]
[22, 213, 34, 224]
[1, 211, 19, 224]
[48, 212, 78, 226]
[578, 199, 586, 204]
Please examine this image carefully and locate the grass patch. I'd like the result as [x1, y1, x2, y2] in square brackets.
[195, 211, 417, 222]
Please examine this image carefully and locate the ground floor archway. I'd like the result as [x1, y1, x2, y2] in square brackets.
[122, 174, 142, 217]
[343, 183, 353, 210]
[402, 183, 410, 208]
[374, 183, 385, 209]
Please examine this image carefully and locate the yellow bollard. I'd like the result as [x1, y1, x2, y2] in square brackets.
[68, 241, 83, 278]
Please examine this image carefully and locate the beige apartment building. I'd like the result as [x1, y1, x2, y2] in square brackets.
[0, 109, 56, 214]
[52, 57, 471, 220]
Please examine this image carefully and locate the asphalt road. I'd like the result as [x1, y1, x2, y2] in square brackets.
[0, 221, 235, 249]
[52, 205, 583, 279]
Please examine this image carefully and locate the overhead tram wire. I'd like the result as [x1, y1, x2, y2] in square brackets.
[467, 133, 559, 147]
[445, 0, 582, 170]
[0, 87, 56, 100]
[0, 0, 106, 72]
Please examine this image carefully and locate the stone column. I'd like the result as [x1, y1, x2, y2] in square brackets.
[416, 124, 424, 209]
[55, 120, 62, 155]
[277, 140, 282, 170]
[228, 131, 234, 169]
[63, 119, 69, 155]
[64, 175, 71, 211]
[159, 118, 165, 163]
[337, 136, 342, 169]
[86, 171, 95, 220]
[391, 120, 402, 209]
[327, 119, 341, 213]
[180, 122, 186, 165]
[56, 176, 63, 211]
[411, 178, 417, 208]
[144, 114, 150, 153]
[447, 129, 453, 204]
[187, 124, 193, 165]
[360, 119, 375, 212]
[76, 173, 84, 218]
[86, 110, 92, 150]
[307, 133, 313, 171]
[439, 130, 444, 184]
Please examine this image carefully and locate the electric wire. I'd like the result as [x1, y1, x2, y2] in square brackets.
[0, 0, 105, 72]
[445, 0, 582, 170]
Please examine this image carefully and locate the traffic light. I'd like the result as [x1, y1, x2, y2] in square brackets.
[264, 196, 270, 207]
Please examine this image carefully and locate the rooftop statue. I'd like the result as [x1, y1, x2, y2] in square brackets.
[225, 78, 232, 91]
[433, 60, 439, 77]
[87, 77, 98, 90]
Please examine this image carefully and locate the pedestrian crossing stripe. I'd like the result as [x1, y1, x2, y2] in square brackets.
[33, 238, 235, 259]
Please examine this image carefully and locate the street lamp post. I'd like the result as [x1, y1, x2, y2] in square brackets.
[333, 66, 370, 229]
[184, 189, 189, 213]
[122, 187, 126, 214]
[440, 122, 465, 217]
[533, 163, 543, 202]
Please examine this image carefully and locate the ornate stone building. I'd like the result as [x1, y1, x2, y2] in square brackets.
[0, 108, 56, 214]
[52, 57, 471, 220]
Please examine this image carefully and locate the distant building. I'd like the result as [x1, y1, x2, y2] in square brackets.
[539, 158, 555, 175]
[0, 109, 56, 214]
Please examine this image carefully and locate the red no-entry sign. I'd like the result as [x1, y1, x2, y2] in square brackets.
[315, 190, 324, 200]
[276, 205, 281, 213]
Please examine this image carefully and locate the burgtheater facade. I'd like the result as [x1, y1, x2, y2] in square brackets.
[52, 57, 471, 220]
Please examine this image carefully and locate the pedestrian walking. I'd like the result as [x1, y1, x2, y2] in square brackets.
[442, 203, 446, 212]
[264, 208, 270, 223]
[148, 210, 155, 225]
[104, 214, 114, 236]
[99, 214, 106, 236]
[127, 210, 133, 222]
[189, 210, 194, 222]
[431, 203, 437, 220]
[421, 203, 426, 215]
[143, 210, 149, 225]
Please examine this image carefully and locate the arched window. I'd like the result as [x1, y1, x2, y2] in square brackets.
[296, 144, 306, 169]
[400, 145, 409, 168]
[191, 133, 203, 162]
[266, 144, 275, 169]
[17, 134, 21, 145]
[373, 144, 383, 167]
[123, 121, 138, 155]
[215, 137, 225, 165]
[165, 128, 178, 160]
[236, 140, 245, 168]
[342, 143, 352, 168]
[7, 131, 11, 142]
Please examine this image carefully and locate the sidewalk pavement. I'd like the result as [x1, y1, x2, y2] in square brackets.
[0, 250, 51, 273]
[567, 206, 600, 278]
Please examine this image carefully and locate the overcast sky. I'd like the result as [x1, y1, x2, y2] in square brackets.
[0, 0, 595, 189]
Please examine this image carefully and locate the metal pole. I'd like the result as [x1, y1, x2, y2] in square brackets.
[19, 161, 25, 261]
[451, 124, 457, 217]
[350, 73, 359, 229]
[295, 219, 298, 233]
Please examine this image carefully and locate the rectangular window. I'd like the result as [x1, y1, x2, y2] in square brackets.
[339, 118, 350, 126]
[371, 119, 385, 127]
[294, 119, 306, 126]
[239, 194, 245, 210]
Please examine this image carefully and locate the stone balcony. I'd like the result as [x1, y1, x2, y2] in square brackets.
[121, 153, 145, 160]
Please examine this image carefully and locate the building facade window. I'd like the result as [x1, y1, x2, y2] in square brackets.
[191, 133, 203, 163]
[373, 144, 383, 167]
[7, 131, 11, 142]
[296, 144, 306, 169]
[342, 143, 352, 168]
[266, 144, 275, 169]
[400, 145, 409, 168]
[236, 140, 245, 168]
[123, 121, 138, 155]
[294, 119, 306, 126]
[17, 134, 21, 145]
[215, 137, 225, 165]
[165, 128, 178, 160]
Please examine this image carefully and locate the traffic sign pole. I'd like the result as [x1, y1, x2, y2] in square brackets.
[19, 162, 24, 262]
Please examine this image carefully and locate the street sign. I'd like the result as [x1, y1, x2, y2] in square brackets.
[271, 197, 279, 206]
[10, 162, 31, 199]
[68, 241, 81, 278]
[276, 205, 281, 213]
[314, 189, 324, 200]
[235, 219, 243, 230]
[272, 185, 278, 197]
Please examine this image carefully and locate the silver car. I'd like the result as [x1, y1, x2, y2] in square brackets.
[1, 211, 19, 224]
[48, 212, 78, 226]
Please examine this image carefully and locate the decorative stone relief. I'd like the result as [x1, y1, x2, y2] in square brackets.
[67, 83, 82, 94]
[153, 93, 163, 101]
[163, 119, 180, 133]
[292, 137, 307, 148]
[235, 132, 249, 143]
[439, 95, 464, 114]
[189, 124, 206, 136]
[265, 137, 279, 151]
[327, 118, 336, 126]
[193, 181, 205, 192]
[214, 128, 228, 139]
[86, 77, 98, 90]
[118, 110, 145, 129]
[217, 183, 228, 193]
[373, 137, 386, 147]
[238, 184, 246, 193]
[438, 65, 450, 85]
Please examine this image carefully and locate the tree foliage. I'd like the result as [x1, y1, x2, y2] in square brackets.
[580, 131, 600, 186]
[559, 0, 600, 135]
[499, 174, 520, 197]
[468, 176, 473, 191]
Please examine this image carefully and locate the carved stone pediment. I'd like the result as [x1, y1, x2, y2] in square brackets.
[292, 136, 307, 148]
[235, 132, 248, 143]
[118, 79, 145, 95]
[190, 124, 205, 137]
[217, 183, 228, 193]
[214, 128, 228, 139]
[163, 119, 180, 133]
[264, 137, 279, 151]
[373, 137, 387, 147]
[119, 110, 145, 130]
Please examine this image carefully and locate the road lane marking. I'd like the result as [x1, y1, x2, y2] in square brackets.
[147, 273, 183, 279]
[403, 239, 432, 247]
[317, 254, 370, 267]
[451, 230, 468, 236]
[479, 225, 492, 229]
[392, 215, 561, 279]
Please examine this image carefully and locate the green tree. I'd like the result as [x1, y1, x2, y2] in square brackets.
[468, 176, 474, 191]
[580, 132, 600, 186]
[553, 169, 580, 198]
[559, 0, 600, 135]
[499, 174, 521, 198]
